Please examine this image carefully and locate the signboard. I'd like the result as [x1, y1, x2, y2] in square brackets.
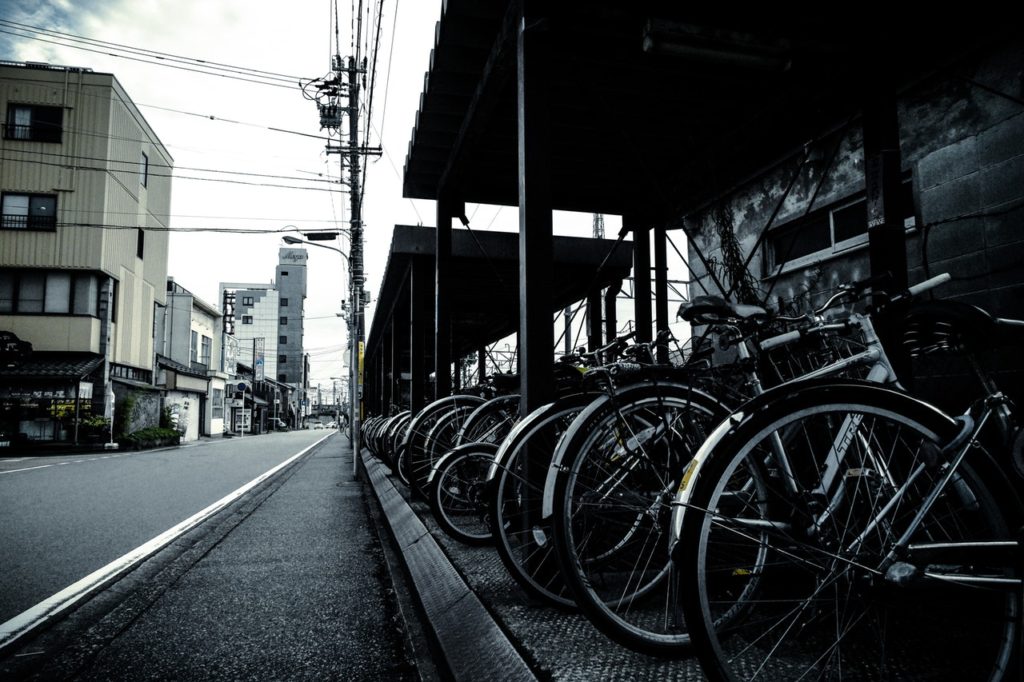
[78, 381, 93, 400]
[223, 334, 239, 373]
[226, 398, 243, 408]
[279, 248, 308, 264]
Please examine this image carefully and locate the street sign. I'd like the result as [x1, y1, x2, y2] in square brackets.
[238, 382, 247, 391]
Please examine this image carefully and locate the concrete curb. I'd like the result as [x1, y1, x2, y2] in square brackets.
[363, 451, 537, 682]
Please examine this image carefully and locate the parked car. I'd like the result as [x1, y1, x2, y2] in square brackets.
[326, 421, 337, 429]
[312, 422, 325, 430]
[271, 418, 290, 432]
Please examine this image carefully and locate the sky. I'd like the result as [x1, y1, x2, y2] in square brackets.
[0, 0, 684, 391]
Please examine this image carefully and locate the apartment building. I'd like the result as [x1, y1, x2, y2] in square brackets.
[0, 61, 170, 445]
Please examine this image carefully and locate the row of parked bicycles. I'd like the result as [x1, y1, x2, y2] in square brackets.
[362, 272, 1024, 681]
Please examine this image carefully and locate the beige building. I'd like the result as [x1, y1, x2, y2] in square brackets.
[0, 61, 171, 446]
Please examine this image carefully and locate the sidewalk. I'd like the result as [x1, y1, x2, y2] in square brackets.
[1, 436, 417, 681]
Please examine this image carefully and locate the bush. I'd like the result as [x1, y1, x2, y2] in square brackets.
[118, 426, 181, 450]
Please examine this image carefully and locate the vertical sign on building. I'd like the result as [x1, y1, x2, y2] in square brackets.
[254, 337, 265, 381]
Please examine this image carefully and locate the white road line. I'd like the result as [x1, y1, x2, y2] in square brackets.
[0, 432, 333, 651]
[0, 465, 55, 476]
[1, 458, 27, 463]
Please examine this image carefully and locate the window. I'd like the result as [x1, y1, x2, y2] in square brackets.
[44, 273, 70, 313]
[140, 151, 149, 188]
[242, 296, 254, 306]
[190, 330, 199, 363]
[242, 315, 253, 324]
[279, 335, 287, 344]
[280, 316, 288, 325]
[278, 373, 288, 382]
[280, 298, 289, 306]
[201, 335, 212, 365]
[767, 179, 915, 275]
[18, 273, 44, 312]
[72, 275, 98, 315]
[279, 355, 287, 364]
[0, 272, 13, 312]
[4, 104, 63, 142]
[137, 229, 145, 259]
[281, 270, 289, 276]
[211, 388, 224, 419]
[1, 193, 57, 231]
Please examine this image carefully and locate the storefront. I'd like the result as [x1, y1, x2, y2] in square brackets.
[0, 349, 105, 448]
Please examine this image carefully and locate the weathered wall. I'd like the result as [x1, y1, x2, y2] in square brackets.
[684, 38, 1023, 407]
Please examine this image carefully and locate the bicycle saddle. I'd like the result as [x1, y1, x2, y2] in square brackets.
[678, 296, 769, 325]
[903, 300, 1024, 354]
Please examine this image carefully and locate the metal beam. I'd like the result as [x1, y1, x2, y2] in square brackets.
[629, 217, 653, 343]
[410, 256, 434, 412]
[435, 194, 462, 399]
[517, 2, 555, 414]
[654, 224, 669, 362]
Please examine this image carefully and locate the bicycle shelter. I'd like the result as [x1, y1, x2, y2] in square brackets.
[363, 225, 632, 414]
[374, 1, 1012, 417]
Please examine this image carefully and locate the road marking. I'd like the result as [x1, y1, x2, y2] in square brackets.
[1, 458, 27, 463]
[0, 465, 55, 476]
[0, 432, 333, 651]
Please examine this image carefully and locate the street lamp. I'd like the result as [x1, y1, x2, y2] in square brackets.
[282, 235, 361, 479]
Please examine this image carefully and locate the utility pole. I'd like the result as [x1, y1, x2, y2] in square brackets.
[305, 5, 381, 478]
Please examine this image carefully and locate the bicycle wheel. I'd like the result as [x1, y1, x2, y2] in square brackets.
[550, 381, 728, 655]
[675, 380, 1020, 681]
[405, 395, 485, 496]
[488, 393, 597, 608]
[428, 443, 499, 545]
[458, 394, 520, 447]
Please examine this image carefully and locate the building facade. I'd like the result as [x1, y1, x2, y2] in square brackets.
[154, 278, 227, 440]
[220, 247, 307, 428]
[0, 61, 170, 446]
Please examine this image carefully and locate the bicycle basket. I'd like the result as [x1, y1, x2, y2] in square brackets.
[759, 317, 871, 387]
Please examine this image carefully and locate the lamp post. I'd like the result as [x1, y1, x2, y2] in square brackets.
[282, 235, 361, 478]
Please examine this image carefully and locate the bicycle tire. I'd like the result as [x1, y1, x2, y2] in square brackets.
[428, 442, 499, 545]
[488, 393, 598, 608]
[404, 395, 486, 496]
[549, 381, 729, 656]
[674, 380, 1020, 681]
[457, 394, 520, 447]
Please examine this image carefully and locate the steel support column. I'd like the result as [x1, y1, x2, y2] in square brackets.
[517, 3, 555, 415]
[863, 86, 909, 378]
[410, 257, 434, 412]
[628, 217, 653, 343]
[587, 290, 602, 352]
[478, 347, 487, 385]
[654, 225, 669, 362]
[435, 195, 461, 400]
[605, 278, 621, 342]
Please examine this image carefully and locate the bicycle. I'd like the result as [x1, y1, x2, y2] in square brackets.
[545, 273, 950, 656]
[671, 291, 1024, 679]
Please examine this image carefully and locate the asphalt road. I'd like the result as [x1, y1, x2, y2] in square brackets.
[0, 430, 331, 625]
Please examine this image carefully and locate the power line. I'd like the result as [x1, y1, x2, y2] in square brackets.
[2, 149, 346, 186]
[0, 25, 304, 90]
[0, 19, 305, 82]
[0, 154, 349, 192]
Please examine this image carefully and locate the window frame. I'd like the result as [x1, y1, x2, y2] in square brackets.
[3, 103, 63, 143]
[765, 179, 917, 277]
[140, 151, 149, 188]
[1, 192, 58, 231]
[241, 315, 253, 325]
[0, 270, 101, 316]
[242, 296, 254, 306]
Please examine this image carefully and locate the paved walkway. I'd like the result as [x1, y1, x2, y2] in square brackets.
[0, 436, 417, 681]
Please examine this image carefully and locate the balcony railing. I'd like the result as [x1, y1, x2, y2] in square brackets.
[0, 214, 57, 231]
[2, 123, 62, 143]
